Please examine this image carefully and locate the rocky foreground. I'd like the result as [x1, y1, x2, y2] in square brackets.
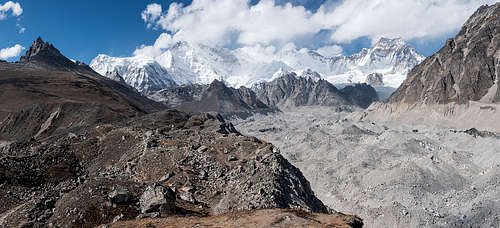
[1, 109, 347, 227]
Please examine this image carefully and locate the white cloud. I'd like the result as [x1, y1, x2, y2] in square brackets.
[318, 0, 499, 43]
[315, 44, 343, 56]
[141, 3, 162, 28]
[136, 0, 497, 58]
[153, 0, 323, 46]
[0, 44, 25, 60]
[0, 1, 22, 20]
[134, 33, 175, 57]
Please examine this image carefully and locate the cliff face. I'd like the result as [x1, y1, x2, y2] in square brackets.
[389, 3, 500, 104]
[149, 80, 275, 118]
[252, 73, 352, 109]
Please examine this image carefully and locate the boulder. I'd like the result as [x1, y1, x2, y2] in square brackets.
[139, 183, 176, 214]
[108, 185, 131, 204]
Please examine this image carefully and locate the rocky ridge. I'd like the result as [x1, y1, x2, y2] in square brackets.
[389, 4, 500, 104]
[358, 3, 500, 132]
[19, 37, 99, 77]
[149, 71, 379, 117]
[252, 71, 378, 110]
[149, 80, 275, 118]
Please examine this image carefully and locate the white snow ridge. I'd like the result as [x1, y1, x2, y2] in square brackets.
[90, 37, 424, 94]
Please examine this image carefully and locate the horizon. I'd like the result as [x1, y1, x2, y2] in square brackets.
[1, 0, 497, 64]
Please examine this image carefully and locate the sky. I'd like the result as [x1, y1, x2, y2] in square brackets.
[0, 0, 498, 63]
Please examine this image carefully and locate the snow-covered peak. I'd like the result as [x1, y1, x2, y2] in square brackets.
[90, 54, 176, 95]
[373, 37, 406, 49]
[299, 69, 322, 82]
[156, 41, 240, 85]
[271, 68, 294, 81]
[91, 37, 425, 93]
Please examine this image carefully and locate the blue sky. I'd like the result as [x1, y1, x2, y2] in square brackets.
[0, 0, 494, 63]
[0, 1, 182, 62]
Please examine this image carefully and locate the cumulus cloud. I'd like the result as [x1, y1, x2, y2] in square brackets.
[315, 44, 343, 56]
[136, 0, 497, 57]
[150, 0, 323, 46]
[0, 1, 22, 20]
[319, 0, 498, 43]
[141, 3, 162, 28]
[0, 44, 25, 60]
[133, 33, 175, 57]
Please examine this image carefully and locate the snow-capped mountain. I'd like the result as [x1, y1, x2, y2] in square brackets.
[274, 38, 425, 88]
[90, 37, 424, 94]
[90, 54, 177, 95]
[156, 41, 240, 85]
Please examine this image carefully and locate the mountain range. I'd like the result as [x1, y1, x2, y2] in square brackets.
[90, 37, 424, 95]
[149, 69, 378, 118]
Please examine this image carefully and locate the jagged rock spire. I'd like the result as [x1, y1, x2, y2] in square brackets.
[20, 36, 64, 63]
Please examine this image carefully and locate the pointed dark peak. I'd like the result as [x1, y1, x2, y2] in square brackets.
[209, 79, 234, 91]
[18, 37, 81, 71]
[18, 37, 101, 77]
[20, 37, 65, 63]
[35, 36, 44, 44]
[210, 79, 226, 86]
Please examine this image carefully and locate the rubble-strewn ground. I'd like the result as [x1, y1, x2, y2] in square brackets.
[0, 109, 337, 227]
[100, 209, 363, 228]
[233, 106, 500, 228]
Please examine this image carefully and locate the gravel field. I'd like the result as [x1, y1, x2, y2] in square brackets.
[233, 107, 500, 228]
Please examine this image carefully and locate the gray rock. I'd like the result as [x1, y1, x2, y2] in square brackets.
[136, 212, 160, 219]
[139, 183, 176, 214]
[365, 73, 384, 86]
[342, 125, 375, 135]
[112, 214, 124, 223]
[108, 185, 131, 204]
[252, 72, 352, 109]
[149, 80, 275, 118]
[158, 172, 174, 182]
[227, 155, 238, 161]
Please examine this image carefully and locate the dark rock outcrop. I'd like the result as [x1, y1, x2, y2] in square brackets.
[108, 185, 132, 205]
[149, 80, 275, 118]
[19, 37, 98, 76]
[105, 70, 128, 86]
[252, 72, 352, 109]
[252, 72, 378, 110]
[389, 3, 500, 104]
[340, 83, 379, 108]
